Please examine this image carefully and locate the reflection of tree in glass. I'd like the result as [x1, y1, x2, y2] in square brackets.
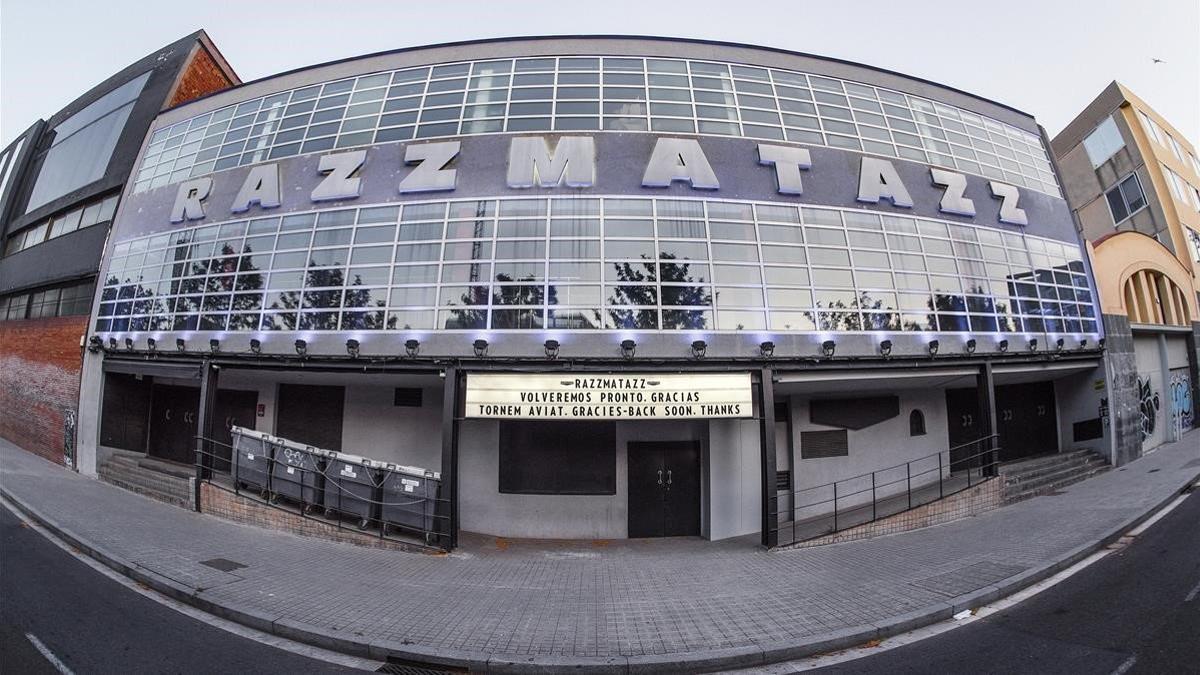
[925, 292, 967, 332]
[231, 243, 265, 313]
[343, 273, 386, 329]
[608, 253, 709, 329]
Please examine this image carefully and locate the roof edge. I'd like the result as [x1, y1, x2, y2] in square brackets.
[157, 33, 1038, 121]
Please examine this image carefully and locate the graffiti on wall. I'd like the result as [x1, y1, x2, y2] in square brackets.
[63, 409, 76, 468]
[1170, 370, 1194, 431]
[1138, 376, 1160, 441]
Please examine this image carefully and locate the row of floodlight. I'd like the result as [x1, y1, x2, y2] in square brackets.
[89, 335, 1100, 360]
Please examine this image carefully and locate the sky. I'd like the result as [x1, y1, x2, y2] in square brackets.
[1, 0, 1197, 147]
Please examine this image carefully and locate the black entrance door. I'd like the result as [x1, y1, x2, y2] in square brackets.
[147, 384, 200, 465]
[995, 381, 1057, 461]
[945, 387, 983, 469]
[277, 384, 344, 451]
[212, 389, 259, 472]
[627, 441, 701, 538]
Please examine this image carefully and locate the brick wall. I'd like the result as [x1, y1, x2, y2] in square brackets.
[199, 482, 438, 554]
[784, 477, 1002, 549]
[167, 46, 235, 108]
[0, 316, 87, 465]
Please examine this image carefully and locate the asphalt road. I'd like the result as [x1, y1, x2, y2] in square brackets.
[813, 485, 1200, 674]
[0, 504, 364, 674]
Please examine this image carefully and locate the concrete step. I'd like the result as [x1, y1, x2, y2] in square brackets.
[1004, 465, 1111, 503]
[1000, 450, 1095, 476]
[99, 464, 191, 499]
[1008, 459, 1107, 491]
[99, 473, 191, 509]
[1004, 455, 1107, 485]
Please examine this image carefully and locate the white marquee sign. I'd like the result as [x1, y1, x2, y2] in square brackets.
[465, 372, 754, 420]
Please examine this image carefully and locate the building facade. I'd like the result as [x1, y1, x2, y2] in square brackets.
[1052, 82, 1199, 464]
[74, 36, 1110, 548]
[0, 31, 238, 466]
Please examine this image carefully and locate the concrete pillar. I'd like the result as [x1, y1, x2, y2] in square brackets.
[439, 366, 461, 550]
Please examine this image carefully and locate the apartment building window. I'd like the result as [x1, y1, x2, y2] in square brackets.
[1105, 173, 1146, 224]
[1186, 228, 1200, 265]
[0, 280, 95, 322]
[3, 193, 118, 257]
[1083, 116, 1124, 168]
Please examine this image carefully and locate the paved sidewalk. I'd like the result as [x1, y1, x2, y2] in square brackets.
[2, 435, 1198, 673]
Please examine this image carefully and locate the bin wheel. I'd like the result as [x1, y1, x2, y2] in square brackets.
[303, 504, 318, 515]
[357, 519, 370, 530]
[269, 493, 281, 505]
[259, 489, 269, 500]
[324, 508, 336, 518]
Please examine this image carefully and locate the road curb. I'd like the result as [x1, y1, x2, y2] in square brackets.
[2, 467, 1197, 674]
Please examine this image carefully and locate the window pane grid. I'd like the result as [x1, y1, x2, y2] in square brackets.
[136, 56, 1059, 196]
[99, 197, 1093, 334]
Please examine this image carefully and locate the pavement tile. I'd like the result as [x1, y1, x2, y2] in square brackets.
[1, 433, 1197, 667]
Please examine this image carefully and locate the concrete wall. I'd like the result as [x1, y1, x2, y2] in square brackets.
[788, 389, 948, 522]
[707, 418, 761, 541]
[340, 384, 442, 469]
[1102, 313, 1144, 465]
[1053, 364, 1110, 458]
[458, 418, 711, 540]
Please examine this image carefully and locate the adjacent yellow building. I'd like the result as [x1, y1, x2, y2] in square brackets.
[1052, 82, 1199, 462]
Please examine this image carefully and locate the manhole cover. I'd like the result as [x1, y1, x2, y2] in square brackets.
[199, 558, 247, 572]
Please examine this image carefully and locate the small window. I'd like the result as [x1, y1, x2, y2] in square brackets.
[1083, 116, 1124, 168]
[393, 387, 423, 407]
[1105, 173, 1146, 224]
[909, 410, 926, 436]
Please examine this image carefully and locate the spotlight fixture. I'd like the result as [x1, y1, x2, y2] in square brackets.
[620, 339, 637, 360]
[1079, 339, 1088, 351]
[209, 339, 221, 354]
[146, 338, 157, 353]
[87, 336, 103, 353]
[544, 339, 560, 360]
[124, 337, 134, 352]
[928, 339, 940, 357]
[294, 339, 307, 357]
[404, 339, 420, 358]
[1055, 338, 1065, 352]
[108, 337, 118, 351]
[346, 338, 360, 359]
[759, 340, 775, 358]
[249, 338, 261, 355]
[1098, 338, 1106, 351]
[176, 338, 186, 352]
[879, 339, 892, 358]
[691, 339, 707, 359]
[821, 340, 836, 359]
[1028, 338, 1038, 352]
[965, 338, 976, 354]
[472, 339, 489, 358]
[998, 339, 1009, 353]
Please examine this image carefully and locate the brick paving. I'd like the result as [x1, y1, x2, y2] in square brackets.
[1, 434, 1198, 671]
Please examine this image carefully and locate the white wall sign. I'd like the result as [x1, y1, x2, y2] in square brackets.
[465, 372, 754, 420]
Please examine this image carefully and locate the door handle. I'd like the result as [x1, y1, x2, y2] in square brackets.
[657, 470, 663, 485]
[667, 470, 672, 485]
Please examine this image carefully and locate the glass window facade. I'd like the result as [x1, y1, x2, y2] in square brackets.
[26, 72, 151, 212]
[134, 57, 1059, 196]
[97, 197, 1095, 335]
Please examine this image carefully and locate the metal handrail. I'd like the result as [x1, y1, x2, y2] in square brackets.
[771, 434, 1000, 546]
[192, 435, 450, 550]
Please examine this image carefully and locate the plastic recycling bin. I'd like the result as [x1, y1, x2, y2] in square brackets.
[322, 452, 381, 528]
[270, 438, 325, 511]
[231, 426, 273, 496]
[380, 465, 441, 539]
